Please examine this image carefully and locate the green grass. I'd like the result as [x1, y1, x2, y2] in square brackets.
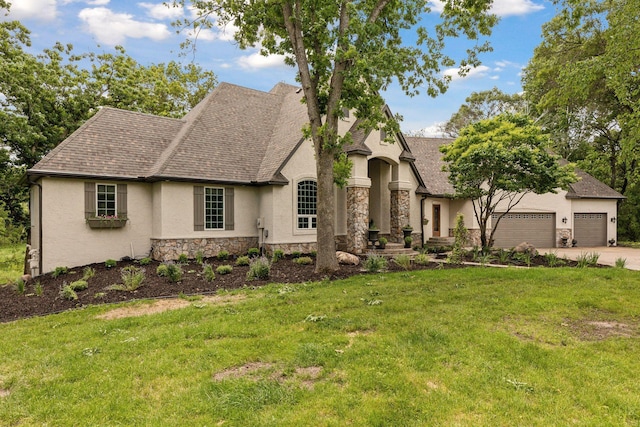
[0, 243, 25, 284]
[1, 267, 640, 425]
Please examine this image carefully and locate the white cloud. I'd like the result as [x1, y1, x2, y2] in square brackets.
[443, 65, 490, 81]
[62, 0, 110, 5]
[139, 2, 183, 20]
[430, 0, 543, 17]
[407, 123, 446, 138]
[237, 52, 288, 70]
[7, 0, 57, 22]
[78, 7, 171, 45]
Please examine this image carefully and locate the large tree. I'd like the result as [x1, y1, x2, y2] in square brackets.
[441, 87, 526, 137]
[522, 0, 640, 240]
[440, 114, 577, 249]
[176, 0, 497, 272]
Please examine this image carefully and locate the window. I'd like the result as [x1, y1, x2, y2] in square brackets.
[96, 184, 117, 217]
[205, 187, 224, 229]
[297, 180, 317, 229]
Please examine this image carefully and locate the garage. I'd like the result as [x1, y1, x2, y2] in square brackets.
[491, 212, 556, 248]
[574, 213, 607, 247]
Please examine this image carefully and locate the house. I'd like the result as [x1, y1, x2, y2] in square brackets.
[26, 82, 623, 275]
[406, 137, 624, 249]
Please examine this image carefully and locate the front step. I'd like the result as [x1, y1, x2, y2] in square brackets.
[365, 242, 417, 257]
[426, 237, 454, 247]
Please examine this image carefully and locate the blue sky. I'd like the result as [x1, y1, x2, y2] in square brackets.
[6, 0, 556, 134]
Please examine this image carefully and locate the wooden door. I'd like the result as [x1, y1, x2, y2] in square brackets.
[432, 205, 441, 237]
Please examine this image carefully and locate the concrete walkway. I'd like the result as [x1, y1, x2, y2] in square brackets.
[539, 247, 640, 271]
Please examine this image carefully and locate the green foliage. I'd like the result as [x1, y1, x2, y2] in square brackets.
[216, 265, 233, 275]
[235, 255, 250, 266]
[202, 264, 215, 282]
[246, 257, 271, 281]
[271, 249, 285, 263]
[177, 253, 189, 264]
[217, 250, 229, 261]
[247, 248, 260, 258]
[291, 251, 302, 259]
[82, 267, 95, 281]
[51, 266, 68, 278]
[33, 281, 43, 297]
[448, 213, 468, 265]
[294, 256, 314, 266]
[59, 284, 77, 301]
[105, 259, 117, 268]
[497, 249, 511, 264]
[512, 252, 532, 268]
[543, 251, 565, 268]
[393, 254, 412, 271]
[615, 258, 627, 269]
[363, 253, 387, 273]
[113, 266, 145, 291]
[12, 278, 25, 295]
[0, 243, 23, 283]
[69, 280, 88, 291]
[378, 236, 388, 245]
[156, 263, 182, 282]
[441, 114, 578, 248]
[138, 257, 152, 266]
[414, 253, 430, 265]
[576, 252, 600, 268]
[404, 236, 413, 245]
[195, 251, 204, 265]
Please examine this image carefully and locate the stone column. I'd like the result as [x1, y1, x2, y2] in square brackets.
[390, 189, 410, 243]
[347, 185, 369, 254]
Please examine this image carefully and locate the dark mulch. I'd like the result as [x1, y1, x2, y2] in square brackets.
[0, 252, 591, 323]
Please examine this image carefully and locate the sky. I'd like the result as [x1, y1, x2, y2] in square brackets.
[5, 0, 557, 135]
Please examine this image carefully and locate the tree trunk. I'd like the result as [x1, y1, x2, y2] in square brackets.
[315, 147, 339, 273]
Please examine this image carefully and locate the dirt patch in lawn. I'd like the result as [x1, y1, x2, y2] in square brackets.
[213, 362, 323, 389]
[566, 318, 640, 341]
[96, 294, 246, 320]
[0, 389, 10, 398]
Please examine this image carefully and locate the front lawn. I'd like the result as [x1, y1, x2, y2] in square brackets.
[0, 267, 639, 425]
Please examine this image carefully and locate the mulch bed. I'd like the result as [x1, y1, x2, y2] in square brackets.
[0, 253, 585, 323]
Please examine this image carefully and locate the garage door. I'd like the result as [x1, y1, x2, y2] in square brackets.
[574, 213, 607, 247]
[491, 213, 556, 248]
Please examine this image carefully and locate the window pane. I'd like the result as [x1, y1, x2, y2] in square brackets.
[297, 180, 317, 229]
[205, 187, 224, 229]
[96, 184, 117, 216]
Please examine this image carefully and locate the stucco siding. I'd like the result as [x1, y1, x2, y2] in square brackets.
[39, 177, 153, 274]
[490, 190, 572, 230]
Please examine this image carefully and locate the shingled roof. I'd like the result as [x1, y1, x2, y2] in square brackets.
[29, 82, 308, 185]
[406, 136, 624, 200]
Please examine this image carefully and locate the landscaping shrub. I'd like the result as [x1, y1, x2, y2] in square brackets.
[292, 251, 302, 259]
[216, 265, 233, 275]
[105, 259, 117, 268]
[138, 257, 152, 266]
[82, 266, 96, 280]
[247, 256, 271, 280]
[448, 213, 468, 264]
[202, 264, 215, 282]
[157, 263, 182, 282]
[247, 247, 260, 257]
[615, 257, 627, 269]
[69, 280, 88, 291]
[117, 266, 146, 290]
[51, 266, 68, 278]
[272, 249, 285, 263]
[294, 256, 313, 265]
[414, 253, 430, 265]
[217, 250, 229, 261]
[12, 278, 25, 295]
[393, 254, 411, 270]
[363, 253, 387, 273]
[59, 284, 78, 301]
[195, 251, 204, 265]
[236, 255, 250, 266]
[177, 253, 189, 264]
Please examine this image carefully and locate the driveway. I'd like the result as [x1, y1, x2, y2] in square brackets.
[539, 247, 640, 271]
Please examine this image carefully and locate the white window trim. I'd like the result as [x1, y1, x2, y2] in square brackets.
[204, 186, 225, 230]
[96, 183, 117, 217]
[294, 178, 318, 235]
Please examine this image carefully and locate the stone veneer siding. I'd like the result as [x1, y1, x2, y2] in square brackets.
[265, 242, 317, 255]
[346, 186, 369, 254]
[390, 189, 410, 243]
[151, 237, 258, 261]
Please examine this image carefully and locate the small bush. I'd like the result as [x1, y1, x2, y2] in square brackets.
[309, 250, 317, 257]
[69, 280, 88, 291]
[59, 285, 78, 301]
[448, 213, 468, 264]
[414, 253, 430, 265]
[236, 255, 250, 266]
[393, 254, 412, 270]
[294, 256, 314, 265]
[513, 252, 532, 267]
[576, 252, 599, 268]
[138, 257, 152, 266]
[497, 249, 511, 264]
[156, 264, 169, 277]
[112, 266, 146, 290]
[177, 253, 189, 264]
[615, 257, 627, 269]
[363, 253, 387, 273]
[195, 251, 204, 265]
[12, 279, 25, 295]
[217, 250, 229, 261]
[292, 251, 302, 259]
[33, 281, 43, 297]
[202, 264, 215, 282]
[105, 259, 117, 268]
[216, 265, 233, 275]
[544, 251, 565, 267]
[157, 263, 182, 282]
[272, 249, 285, 263]
[247, 256, 270, 280]
[82, 266, 95, 280]
[52, 266, 68, 278]
[247, 247, 260, 258]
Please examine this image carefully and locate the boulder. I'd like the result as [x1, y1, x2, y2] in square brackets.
[336, 251, 359, 265]
[514, 242, 538, 256]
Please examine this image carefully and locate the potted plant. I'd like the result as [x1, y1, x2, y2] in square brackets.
[86, 215, 128, 229]
[404, 235, 413, 248]
[368, 222, 380, 245]
[378, 236, 387, 249]
[402, 224, 413, 239]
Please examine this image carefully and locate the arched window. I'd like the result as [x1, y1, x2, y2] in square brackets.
[297, 180, 317, 229]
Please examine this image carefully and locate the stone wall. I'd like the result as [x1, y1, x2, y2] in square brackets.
[151, 237, 258, 261]
[347, 186, 369, 254]
[556, 228, 572, 247]
[264, 242, 317, 255]
[390, 189, 410, 243]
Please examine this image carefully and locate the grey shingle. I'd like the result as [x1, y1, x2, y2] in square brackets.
[405, 136, 455, 196]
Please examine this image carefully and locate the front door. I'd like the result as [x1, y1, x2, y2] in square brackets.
[433, 204, 441, 237]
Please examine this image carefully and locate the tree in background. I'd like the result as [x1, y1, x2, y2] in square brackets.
[175, 0, 498, 272]
[441, 87, 527, 137]
[440, 114, 577, 249]
[0, 3, 217, 237]
[522, 0, 640, 240]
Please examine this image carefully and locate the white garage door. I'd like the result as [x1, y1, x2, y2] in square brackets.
[574, 213, 607, 247]
[491, 213, 556, 248]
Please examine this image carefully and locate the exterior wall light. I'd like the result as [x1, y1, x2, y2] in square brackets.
[611, 217, 616, 223]
[562, 217, 567, 224]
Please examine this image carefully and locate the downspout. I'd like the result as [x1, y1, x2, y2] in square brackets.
[420, 194, 427, 247]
